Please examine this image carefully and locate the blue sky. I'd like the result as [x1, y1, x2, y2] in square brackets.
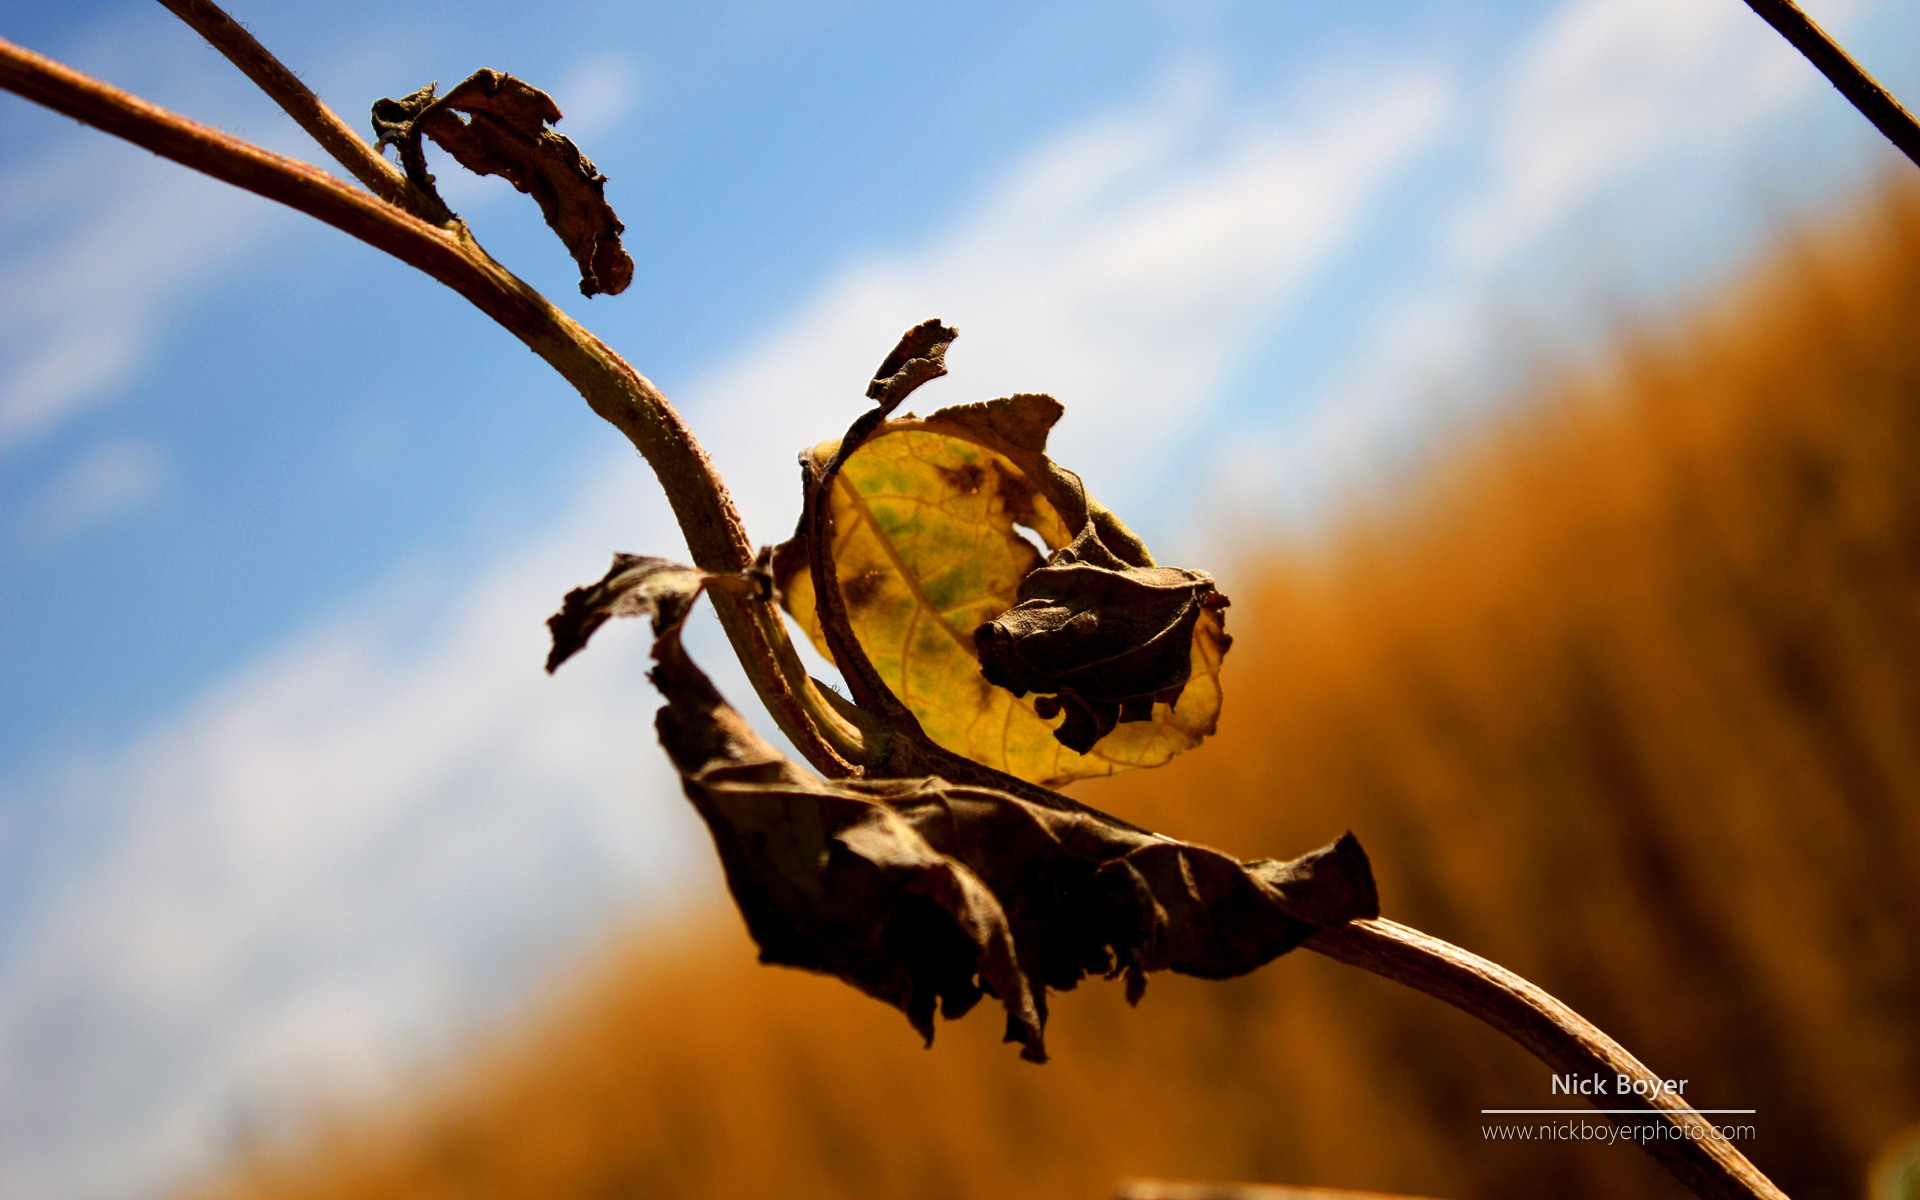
[1, 1, 1915, 1197]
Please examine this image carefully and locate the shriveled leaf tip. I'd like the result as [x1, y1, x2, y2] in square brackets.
[867, 319, 957, 410]
[546, 554, 707, 673]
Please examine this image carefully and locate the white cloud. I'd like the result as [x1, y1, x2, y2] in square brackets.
[0, 8, 424, 456]
[1211, 285, 1484, 537]
[1451, 0, 1872, 267]
[0, 155, 277, 452]
[554, 53, 643, 144]
[0, 465, 708, 1199]
[16, 438, 171, 541]
[1211, 0, 1893, 535]
[693, 60, 1454, 535]
[0, 52, 1451, 1200]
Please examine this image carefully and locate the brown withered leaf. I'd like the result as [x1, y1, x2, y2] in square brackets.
[651, 628, 1040, 1053]
[373, 70, 633, 297]
[637, 579, 1377, 1062]
[976, 520, 1231, 753]
[775, 326, 1229, 785]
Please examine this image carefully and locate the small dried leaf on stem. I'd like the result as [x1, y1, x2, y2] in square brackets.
[375, 70, 635, 296]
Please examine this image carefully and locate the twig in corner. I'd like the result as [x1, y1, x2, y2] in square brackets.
[1742, 0, 1920, 169]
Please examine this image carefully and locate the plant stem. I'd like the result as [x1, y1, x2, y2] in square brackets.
[153, 0, 444, 219]
[1741, 0, 1920, 169]
[1307, 919, 1786, 1200]
[0, 31, 1789, 1200]
[0, 34, 863, 776]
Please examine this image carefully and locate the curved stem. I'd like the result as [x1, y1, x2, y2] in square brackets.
[0, 31, 1790, 1200]
[1741, 0, 1920, 169]
[1307, 919, 1786, 1200]
[0, 34, 862, 775]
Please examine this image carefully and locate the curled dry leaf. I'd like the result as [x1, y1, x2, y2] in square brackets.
[373, 69, 634, 296]
[775, 324, 1229, 786]
[976, 520, 1231, 753]
[544, 553, 711, 672]
[545, 547, 773, 673]
[598, 563, 1376, 1062]
[866, 317, 956, 408]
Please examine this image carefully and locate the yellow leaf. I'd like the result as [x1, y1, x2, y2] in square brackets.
[779, 397, 1227, 787]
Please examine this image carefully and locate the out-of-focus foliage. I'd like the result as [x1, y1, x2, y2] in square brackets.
[201, 180, 1920, 1200]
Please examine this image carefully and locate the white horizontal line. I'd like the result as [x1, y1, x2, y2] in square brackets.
[1480, 1108, 1757, 1115]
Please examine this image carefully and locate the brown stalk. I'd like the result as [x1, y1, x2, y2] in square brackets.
[153, 0, 444, 219]
[1311, 920, 1786, 1200]
[1741, 0, 1920, 169]
[0, 23, 1786, 1200]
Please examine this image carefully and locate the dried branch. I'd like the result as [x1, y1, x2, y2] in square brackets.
[0, 33, 862, 775]
[153, 0, 445, 219]
[1, 27, 1791, 1200]
[1309, 920, 1787, 1200]
[1741, 0, 1920, 169]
